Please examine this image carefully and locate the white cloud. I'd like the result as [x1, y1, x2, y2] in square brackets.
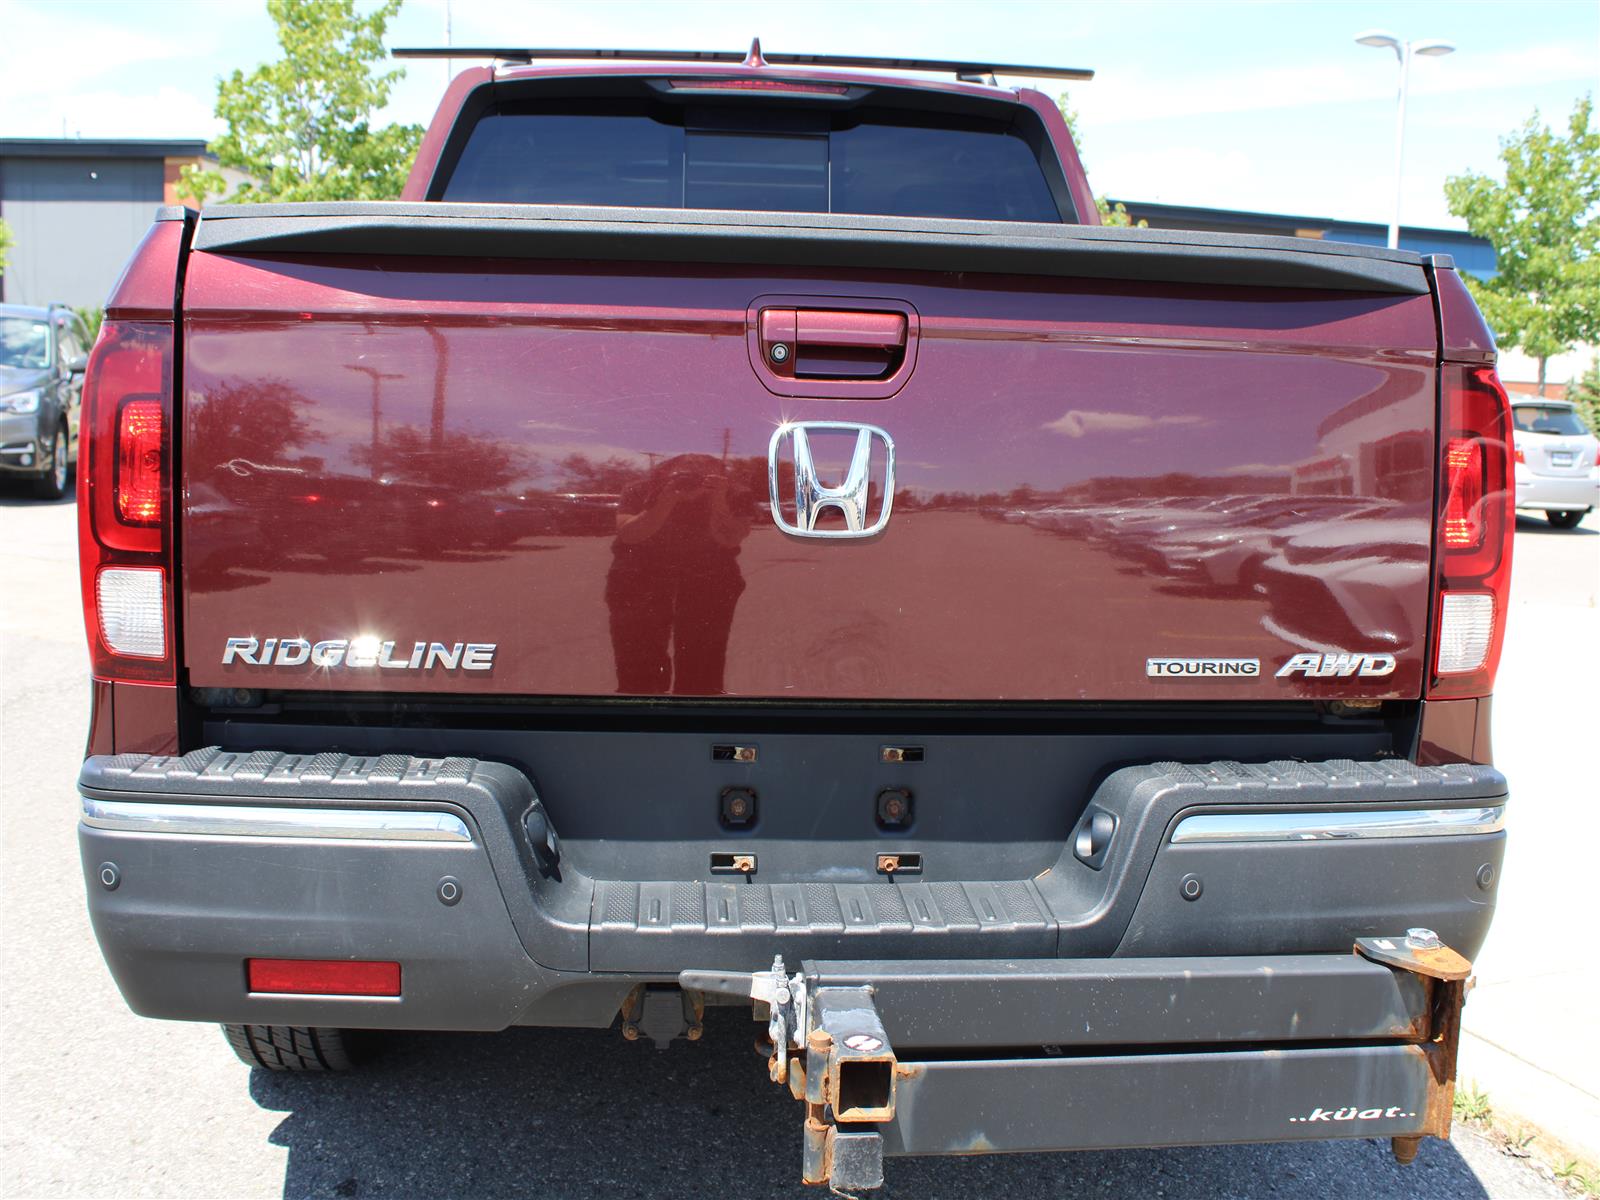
[1089, 145, 1262, 210]
[1054, 40, 1597, 127]
[0, 1, 229, 139]
[7, 85, 223, 141]
[1044, 411, 1210, 438]
[0, 1, 223, 94]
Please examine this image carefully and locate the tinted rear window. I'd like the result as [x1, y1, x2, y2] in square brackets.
[1513, 405, 1590, 436]
[440, 103, 1062, 222]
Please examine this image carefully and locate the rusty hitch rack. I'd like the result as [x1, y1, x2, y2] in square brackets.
[682, 934, 1470, 1191]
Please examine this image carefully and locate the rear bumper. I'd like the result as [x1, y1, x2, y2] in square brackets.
[78, 750, 1506, 1030]
[0, 411, 43, 472]
[1515, 469, 1599, 510]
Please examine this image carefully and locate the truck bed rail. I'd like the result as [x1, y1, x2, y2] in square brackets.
[189, 202, 1434, 294]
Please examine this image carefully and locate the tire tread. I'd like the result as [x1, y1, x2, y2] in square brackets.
[221, 1023, 356, 1071]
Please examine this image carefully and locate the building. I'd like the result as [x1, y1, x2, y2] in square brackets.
[0, 138, 215, 309]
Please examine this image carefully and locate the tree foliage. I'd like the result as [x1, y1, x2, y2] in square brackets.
[178, 0, 421, 205]
[1445, 97, 1600, 386]
[72, 306, 104, 350]
[0, 217, 12, 273]
[1057, 94, 1146, 229]
[1567, 355, 1600, 436]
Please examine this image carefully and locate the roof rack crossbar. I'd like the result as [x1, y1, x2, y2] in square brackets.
[391, 46, 1093, 81]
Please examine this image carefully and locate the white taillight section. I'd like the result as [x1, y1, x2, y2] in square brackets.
[80, 320, 175, 684]
[1428, 366, 1514, 699]
[1436, 592, 1494, 675]
[96, 568, 166, 658]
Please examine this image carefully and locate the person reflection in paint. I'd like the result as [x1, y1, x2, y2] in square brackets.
[605, 453, 753, 695]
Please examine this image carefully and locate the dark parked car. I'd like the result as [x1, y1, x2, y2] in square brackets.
[0, 303, 86, 498]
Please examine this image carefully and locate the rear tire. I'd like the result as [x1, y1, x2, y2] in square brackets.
[31, 424, 70, 500]
[222, 1023, 363, 1072]
[1546, 509, 1587, 529]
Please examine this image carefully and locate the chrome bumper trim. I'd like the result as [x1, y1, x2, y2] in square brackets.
[1170, 803, 1506, 844]
[80, 797, 473, 842]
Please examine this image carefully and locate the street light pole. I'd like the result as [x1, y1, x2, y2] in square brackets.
[1388, 44, 1411, 252]
[1356, 31, 1455, 250]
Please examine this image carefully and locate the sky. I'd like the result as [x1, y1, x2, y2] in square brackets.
[3, 0, 1597, 230]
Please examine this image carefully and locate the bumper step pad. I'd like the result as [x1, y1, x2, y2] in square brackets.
[592, 879, 1052, 971]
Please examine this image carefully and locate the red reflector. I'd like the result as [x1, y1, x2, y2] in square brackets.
[246, 958, 401, 996]
[1514, 446, 1525, 465]
[116, 399, 164, 525]
[1442, 436, 1484, 550]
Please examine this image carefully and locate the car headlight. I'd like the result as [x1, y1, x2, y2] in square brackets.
[1, 389, 42, 415]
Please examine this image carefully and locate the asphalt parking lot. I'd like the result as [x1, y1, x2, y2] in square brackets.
[2, 491, 1592, 1200]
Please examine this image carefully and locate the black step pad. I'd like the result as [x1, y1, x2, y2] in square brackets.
[591, 879, 1053, 972]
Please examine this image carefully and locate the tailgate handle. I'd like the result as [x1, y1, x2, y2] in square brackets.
[761, 308, 908, 381]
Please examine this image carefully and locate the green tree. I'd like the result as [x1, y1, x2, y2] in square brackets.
[1567, 356, 1600, 435]
[72, 306, 104, 349]
[0, 217, 12, 273]
[1445, 97, 1600, 394]
[1058, 95, 1146, 228]
[178, 0, 421, 205]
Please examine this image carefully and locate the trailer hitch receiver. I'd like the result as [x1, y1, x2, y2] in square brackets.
[684, 936, 1473, 1192]
[683, 957, 893, 1189]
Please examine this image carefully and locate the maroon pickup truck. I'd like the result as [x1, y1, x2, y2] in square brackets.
[75, 45, 1514, 1190]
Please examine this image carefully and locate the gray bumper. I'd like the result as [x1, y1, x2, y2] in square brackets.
[80, 820, 547, 1030]
[0, 410, 42, 473]
[78, 750, 1507, 1031]
[1515, 469, 1599, 510]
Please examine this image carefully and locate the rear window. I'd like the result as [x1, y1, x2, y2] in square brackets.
[1513, 405, 1591, 436]
[439, 102, 1062, 222]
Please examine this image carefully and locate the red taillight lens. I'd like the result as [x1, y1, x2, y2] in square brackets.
[1428, 365, 1514, 699]
[1442, 437, 1484, 549]
[116, 399, 164, 525]
[79, 321, 175, 684]
[1513, 446, 1525, 464]
[246, 959, 402, 997]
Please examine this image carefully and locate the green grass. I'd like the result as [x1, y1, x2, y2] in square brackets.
[1454, 1082, 1493, 1122]
[1554, 1160, 1600, 1198]
[1452, 1084, 1600, 1197]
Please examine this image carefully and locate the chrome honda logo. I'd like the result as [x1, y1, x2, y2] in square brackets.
[768, 421, 895, 539]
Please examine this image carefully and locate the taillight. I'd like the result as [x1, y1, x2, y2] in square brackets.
[1513, 446, 1525, 465]
[78, 321, 175, 683]
[116, 399, 164, 525]
[1442, 437, 1484, 549]
[1428, 365, 1513, 699]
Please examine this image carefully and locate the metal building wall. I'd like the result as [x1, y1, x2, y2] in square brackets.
[1, 156, 164, 308]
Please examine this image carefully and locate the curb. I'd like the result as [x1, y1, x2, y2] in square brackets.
[1458, 1029, 1600, 1186]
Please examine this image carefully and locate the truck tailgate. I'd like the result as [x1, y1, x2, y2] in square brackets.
[179, 212, 1439, 701]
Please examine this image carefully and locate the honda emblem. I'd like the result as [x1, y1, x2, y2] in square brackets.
[768, 421, 896, 539]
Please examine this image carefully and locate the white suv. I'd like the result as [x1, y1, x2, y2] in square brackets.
[1511, 398, 1599, 529]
